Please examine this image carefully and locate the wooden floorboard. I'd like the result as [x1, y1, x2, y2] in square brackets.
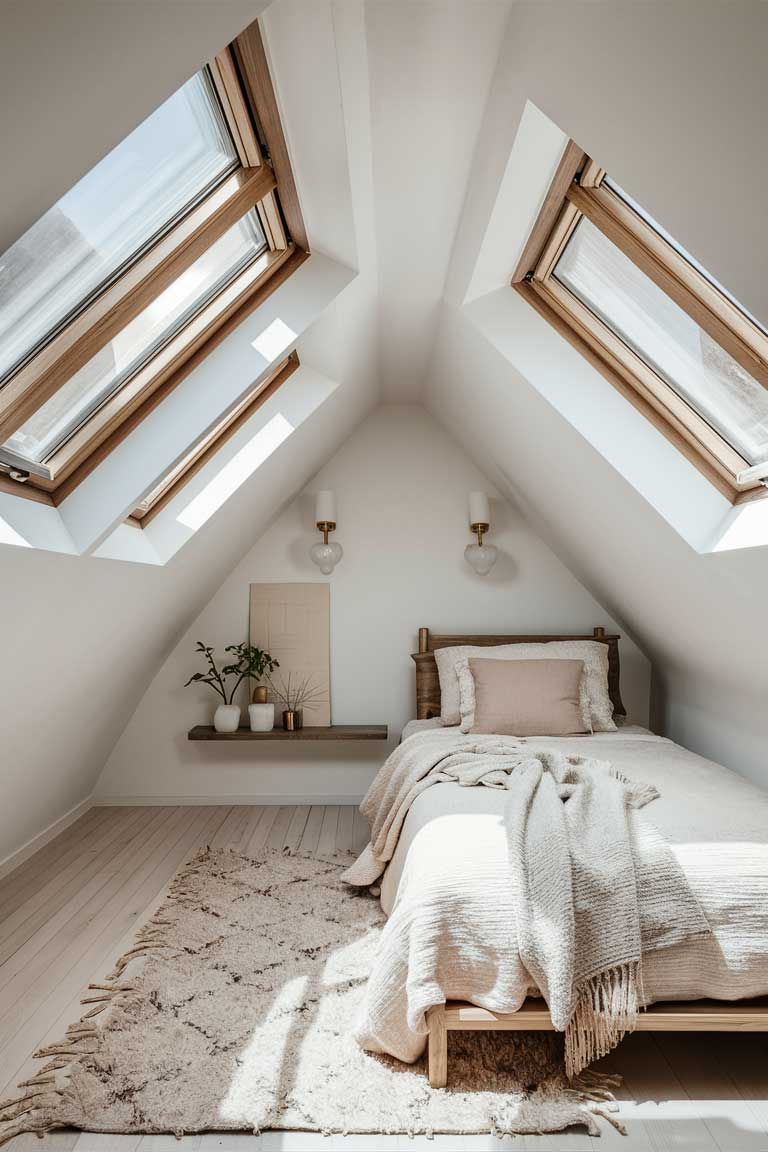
[0, 805, 766, 1150]
[244, 806, 279, 854]
[0, 807, 186, 1016]
[0, 806, 107, 899]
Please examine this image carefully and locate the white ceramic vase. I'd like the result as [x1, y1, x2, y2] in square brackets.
[248, 702, 275, 732]
[213, 704, 241, 733]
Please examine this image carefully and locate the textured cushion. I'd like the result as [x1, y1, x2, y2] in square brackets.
[435, 640, 615, 731]
[460, 658, 588, 736]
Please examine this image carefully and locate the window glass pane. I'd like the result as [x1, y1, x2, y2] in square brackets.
[133, 356, 292, 519]
[554, 217, 768, 466]
[605, 178, 768, 338]
[134, 396, 249, 516]
[5, 211, 266, 464]
[0, 70, 238, 383]
[134, 378, 264, 516]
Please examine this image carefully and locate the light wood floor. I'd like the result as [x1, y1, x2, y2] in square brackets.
[2, 804, 768, 1151]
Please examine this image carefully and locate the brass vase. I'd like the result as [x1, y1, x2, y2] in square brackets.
[282, 709, 303, 731]
[252, 684, 268, 704]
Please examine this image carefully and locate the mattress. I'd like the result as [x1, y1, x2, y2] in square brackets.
[381, 722, 768, 1006]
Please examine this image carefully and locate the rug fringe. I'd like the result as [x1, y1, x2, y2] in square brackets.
[493, 1063, 625, 1138]
[0, 847, 215, 1148]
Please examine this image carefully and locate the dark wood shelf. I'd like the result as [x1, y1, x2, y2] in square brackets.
[188, 724, 388, 742]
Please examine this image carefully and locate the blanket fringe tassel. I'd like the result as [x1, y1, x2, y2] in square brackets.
[565, 960, 641, 1079]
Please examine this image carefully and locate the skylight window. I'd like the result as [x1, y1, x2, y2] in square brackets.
[0, 71, 238, 385]
[515, 150, 768, 503]
[129, 351, 299, 527]
[555, 219, 768, 467]
[6, 212, 266, 466]
[0, 20, 307, 502]
[176, 412, 294, 531]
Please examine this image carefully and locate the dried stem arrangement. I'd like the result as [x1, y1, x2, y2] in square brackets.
[266, 671, 326, 713]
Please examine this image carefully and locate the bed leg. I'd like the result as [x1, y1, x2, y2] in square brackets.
[427, 1005, 448, 1088]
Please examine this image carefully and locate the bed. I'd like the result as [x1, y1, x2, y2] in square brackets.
[361, 627, 768, 1087]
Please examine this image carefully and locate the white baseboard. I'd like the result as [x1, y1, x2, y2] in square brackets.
[0, 794, 93, 880]
[92, 794, 365, 807]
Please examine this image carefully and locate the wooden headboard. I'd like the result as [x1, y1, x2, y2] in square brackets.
[411, 626, 625, 720]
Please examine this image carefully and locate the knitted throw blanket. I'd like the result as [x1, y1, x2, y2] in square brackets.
[343, 732, 710, 1076]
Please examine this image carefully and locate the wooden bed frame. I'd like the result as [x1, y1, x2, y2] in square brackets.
[410, 626, 768, 1088]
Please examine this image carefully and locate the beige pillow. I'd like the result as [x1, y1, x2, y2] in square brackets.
[462, 657, 588, 736]
[435, 640, 615, 731]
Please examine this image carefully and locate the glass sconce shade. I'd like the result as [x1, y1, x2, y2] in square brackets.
[464, 541, 498, 576]
[310, 540, 343, 575]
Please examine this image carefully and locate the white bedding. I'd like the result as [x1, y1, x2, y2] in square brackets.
[360, 722, 768, 1062]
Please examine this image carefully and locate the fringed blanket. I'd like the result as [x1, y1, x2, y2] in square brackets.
[343, 731, 710, 1076]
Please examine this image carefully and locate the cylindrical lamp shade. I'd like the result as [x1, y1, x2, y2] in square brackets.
[468, 491, 490, 526]
[315, 490, 336, 524]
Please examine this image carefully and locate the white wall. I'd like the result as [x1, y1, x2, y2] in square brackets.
[95, 405, 650, 803]
[426, 302, 768, 790]
[0, 360, 376, 863]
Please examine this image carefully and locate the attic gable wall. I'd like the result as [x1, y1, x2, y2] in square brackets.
[95, 405, 651, 805]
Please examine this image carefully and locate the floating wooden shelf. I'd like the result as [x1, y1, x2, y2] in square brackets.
[188, 724, 388, 741]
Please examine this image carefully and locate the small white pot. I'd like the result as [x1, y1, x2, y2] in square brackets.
[213, 704, 241, 733]
[248, 702, 275, 732]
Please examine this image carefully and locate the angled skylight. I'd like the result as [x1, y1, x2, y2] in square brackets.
[0, 20, 304, 502]
[605, 177, 768, 337]
[516, 151, 768, 504]
[6, 213, 266, 465]
[0, 71, 238, 386]
[176, 412, 294, 530]
[555, 218, 768, 467]
[130, 352, 299, 526]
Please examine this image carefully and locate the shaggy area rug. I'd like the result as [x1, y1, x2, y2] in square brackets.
[0, 847, 624, 1143]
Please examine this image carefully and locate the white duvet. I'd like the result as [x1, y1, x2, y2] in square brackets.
[357, 722, 768, 1063]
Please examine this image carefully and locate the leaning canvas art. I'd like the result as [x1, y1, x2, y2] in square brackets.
[249, 582, 331, 726]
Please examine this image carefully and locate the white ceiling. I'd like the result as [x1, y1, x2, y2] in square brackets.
[1, 0, 768, 862]
[365, 0, 510, 398]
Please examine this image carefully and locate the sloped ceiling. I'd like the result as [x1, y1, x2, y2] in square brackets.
[0, 0, 268, 252]
[423, 0, 768, 786]
[0, 0, 382, 863]
[365, 0, 509, 397]
[2, 0, 767, 863]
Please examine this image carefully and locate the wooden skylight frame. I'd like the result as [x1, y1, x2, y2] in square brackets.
[513, 145, 768, 504]
[0, 19, 307, 505]
[126, 350, 299, 528]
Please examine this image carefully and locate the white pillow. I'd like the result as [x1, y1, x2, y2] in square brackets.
[434, 641, 616, 732]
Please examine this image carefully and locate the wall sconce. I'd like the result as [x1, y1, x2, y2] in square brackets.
[310, 490, 343, 575]
[464, 491, 498, 576]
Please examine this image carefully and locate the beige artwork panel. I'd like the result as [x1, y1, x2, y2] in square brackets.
[249, 583, 331, 726]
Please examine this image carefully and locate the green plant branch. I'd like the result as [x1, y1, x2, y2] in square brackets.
[223, 644, 280, 705]
[185, 642, 279, 706]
